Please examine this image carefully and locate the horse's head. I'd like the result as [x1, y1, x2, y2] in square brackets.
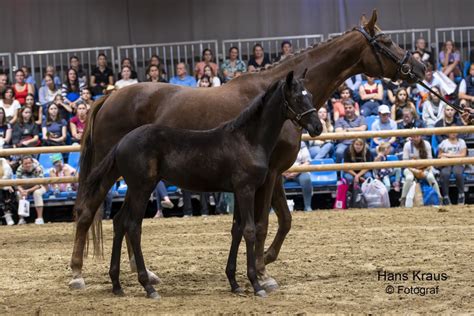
[283, 70, 322, 137]
[357, 10, 426, 83]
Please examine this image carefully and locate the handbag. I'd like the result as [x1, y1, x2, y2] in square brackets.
[333, 179, 349, 209]
[347, 183, 368, 209]
[18, 198, 30, 217]
[361, 177, 390, 208]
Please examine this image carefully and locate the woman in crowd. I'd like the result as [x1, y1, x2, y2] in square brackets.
[147, 54, 167, 80]
[146, 65, 167, 83]
[39, 74, 59, 108]
[198, 65, 221, 87]
[390, 87, 417, 123]
[12, 69, 34, 106]
[438, 133, 467, 205]
[332, 86, 360, 121]
[70, 103, 88, 144]
[90, 53, 114, 96]
[41, 103, 68, 146]
[0, 108, 12, 148]
[221, 46, 247, 82]
[248, 44, 271, 72]
[24, 93, 42, 126]
[194, 48, 218, 79]
[421, 86, 445, 128]
[41, 65, 62, 88]
[343, 138, 372, 184]
[358, 76, 383, 117]
[12, 107, 40, 148]
[61, 68, 85, 109]
[117, 58, 138, 80]
[76, 88, 94, 111]
[439, 40, 462, 80]
[115, 66, 138, 90]
[0, 86, 21, 124]
[308, 106, 334, 159]
[399, 135, 441, 206]
[52, 94, 73, 121]
[383, 78, 412, 104]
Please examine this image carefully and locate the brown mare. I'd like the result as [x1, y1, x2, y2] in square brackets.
[69, 11, 426, 291]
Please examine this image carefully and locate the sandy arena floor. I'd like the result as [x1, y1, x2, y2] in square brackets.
[0, 206, 472, 314]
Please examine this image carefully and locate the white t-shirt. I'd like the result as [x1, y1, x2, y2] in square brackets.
[403, 140, 433, 160]
[115, 79, 138, 90]
[439, 138, 466, 155]
[0, 100, 21, 120]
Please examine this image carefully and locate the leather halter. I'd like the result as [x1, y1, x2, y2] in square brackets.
[281, 82, 316, 125]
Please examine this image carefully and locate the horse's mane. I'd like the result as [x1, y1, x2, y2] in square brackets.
[222, 79, 282, 132]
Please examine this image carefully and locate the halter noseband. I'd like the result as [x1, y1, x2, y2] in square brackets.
[281, 82, 316, 125]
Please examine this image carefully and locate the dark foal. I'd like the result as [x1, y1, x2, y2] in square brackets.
[83, 71, 321, 298]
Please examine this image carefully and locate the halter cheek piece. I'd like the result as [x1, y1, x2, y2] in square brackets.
[281, 83, 316, 126]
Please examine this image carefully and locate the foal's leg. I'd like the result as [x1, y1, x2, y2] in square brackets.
[225, 200, 243, 293]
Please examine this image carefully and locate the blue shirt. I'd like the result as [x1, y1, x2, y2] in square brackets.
[169, 75, 196, 87]
[372, 118, 397, 142]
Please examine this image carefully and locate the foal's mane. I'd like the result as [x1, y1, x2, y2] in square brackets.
[223, 79, 282, 132]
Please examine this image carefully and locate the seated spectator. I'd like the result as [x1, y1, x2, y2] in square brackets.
[52, 94, 73, 121]
[41, 103, 67, 146]
[384, 78, 411, 105]
[194, 49, 219, 79]
[343, 138, 372, 185]
[396, 107, 426, 153]
[248, 44, 271, 72]
[20, 66, 36, 88]
[0, 73, 8, 96]
[371, 104, 398, 154]
[373, 143, 401, 192]
[273, 41, 293, 62]
[0, 86, 21, 124]
[391, 87, 417, 123]
[439, 40, 461, 80]
[422, 86, 445, 128]
[48, 153, 77, 194]
[197, 75, 211, 88]
[414, 37, 434, 65]
[332, 86, 360, 121]
[70, 103, 88, 144]
[438, 133, 467, 205]
[343, 73, 361, 98]
[458, 63, 474, 108]
[39, 74, 60, 108]
[0, 157, 15, 225]
[197, 65, 220, 87]
[12, 107, 40, 148]
[334, 100, 367, 162]
[146, 65, 167, 83]
[61, 68, 86, 108]
[434, 106, 466, 144]
[308, 106, 334, 159]
[12, 69, 34, 105]
[147, 54, 167, 80]
[117, 58, 138, 81]
[221, 46, 247, 82]
[359, 76, 383, 117]
[169, 63, 196, 87]
[282, 141, 313, 212]
[24, 93, 42, 126]
[0, 107, 12, 148]
[153, 181, 174, 218]
[41, 65, 62, 88]
[15, 155, 47, 225]
[416, 63, 441, 98]
[399, 135, 441, 206]
[90, 53, 114, 96]
[69, 55, 88, 86]
[115, 66, 138, 90]
[76, 88, 94, 111]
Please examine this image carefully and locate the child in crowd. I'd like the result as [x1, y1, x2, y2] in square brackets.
[373, 142, 401, 192]
[48, 153, 76, 194]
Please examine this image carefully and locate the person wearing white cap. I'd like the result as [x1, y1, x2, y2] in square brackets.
[370, 104, 398, 155]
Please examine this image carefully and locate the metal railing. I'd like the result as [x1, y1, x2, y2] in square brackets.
[221, 34, 324, 65]
[435, 26, 474, 66]
[14, 46, 115, 87]
[117, 40, 219, 80]
[0, 53, 13, 82]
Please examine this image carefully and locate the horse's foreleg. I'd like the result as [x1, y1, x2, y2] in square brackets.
[225, 200, 243, 293]
[109, 197, 129, 296]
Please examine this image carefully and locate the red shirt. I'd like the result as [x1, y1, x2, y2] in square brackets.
[70, 116, 87, 135]
[13, 84, 29, 105]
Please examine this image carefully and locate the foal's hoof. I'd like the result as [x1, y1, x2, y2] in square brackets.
[255, 289, 268, 298]
[113, 288, 125, 296]
[147, 269, 162, 285]
[259, 276, 279, 292]
[68, 277, 86, 290]
[147, 291, 161, 300]
[232, 287, 245, 295]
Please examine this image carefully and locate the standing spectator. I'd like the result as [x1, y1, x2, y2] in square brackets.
[90, 53, 114, 96]
[283, 142, 313, 212]
[15, 155, 47, 225]
[422, 87, 446, 128]
[48, 153, 76, 194]
[439, 40, 461, 80]
[399, 135, 441, 206]
[334, 100, 367, 162]
[344, 74, 362, 102]
[39, 74, 59, 108]
[24, 93, 42, 126]
[0, 107, 12, 148]
[274, 41, 293, 62]
[153, 181, 174, 219]
[438, 133, 467, 205]
[373, 143, 401, 192]
[371, 104, 398, 154]
[248, 44, 271, 72]
[12, 70, 34, 106]
[12, 107, 40, 148]
[115, 66, 138, 90]
[70, 103, 88, 144]
[391, 87, 417, 123]
[197, 65, 220, 87]
[61, 68, 86, 107]
[414, 38, 433, 65]
[146, 65, 167, 83]
[0, 157, 15, 225]
[117, 58, 138, 81]
[434, 106, 467, 144]
[221, 46, 247, 82]
[0, 73, 8, 96]
[194, 49, 218, 80]
[169, 63, 196, 87]
[76, 88, 94, 111]
[41, 65, 62, 88]
[147, 55, 167, 81]
[0, 86, 21, 124]
[343, 138, 373, 184]
[458, 63, 474, 108]
[69, 56, 87, 86]
[308, 106, 334, 159]
[359, 76, 383, 117]
[332, 86, 360, 121]
[41, 103, 67, 146]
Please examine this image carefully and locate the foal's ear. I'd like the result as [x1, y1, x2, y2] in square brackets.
[301, 68, 308, 79]
[364, 9, 378, 36]
[285, 71, 294, 88]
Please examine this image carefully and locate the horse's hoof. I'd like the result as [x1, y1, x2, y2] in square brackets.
[113, 288, 125, 296]
[255, 289, 268, 298]
[68, 277, 86, 290]
[259, 276, 279, 292]
[232, 287, 244, 294]
[147, 291, 161, 300]
[147, 269, 161, 285]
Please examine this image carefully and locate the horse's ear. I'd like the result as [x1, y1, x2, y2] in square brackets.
[364, 9, 378, 36]
[285, 71, 294, 88]
[301, 68, 308, 79]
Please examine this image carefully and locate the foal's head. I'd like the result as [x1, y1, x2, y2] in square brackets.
[281, 71, 322, 137]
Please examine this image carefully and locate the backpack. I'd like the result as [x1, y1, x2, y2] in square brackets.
[361, 178, 390, 208]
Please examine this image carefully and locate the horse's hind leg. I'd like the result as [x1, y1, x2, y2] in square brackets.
[225, 199, 243, 294]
